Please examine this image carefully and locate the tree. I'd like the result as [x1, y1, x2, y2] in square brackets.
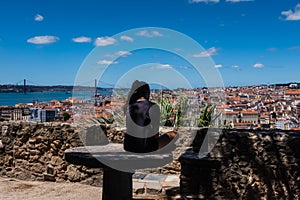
[62, 112, 71, 121]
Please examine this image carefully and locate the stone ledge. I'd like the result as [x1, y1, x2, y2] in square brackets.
[133, 173, 179, 198]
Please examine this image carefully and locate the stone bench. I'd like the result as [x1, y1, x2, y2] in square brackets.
[64, 143, 172, 200]
[179, 150, 221, 198]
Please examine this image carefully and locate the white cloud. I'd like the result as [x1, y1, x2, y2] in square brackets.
[34, 14, 44, 22]
[232, 65, 240, 69]
[288, 46, 300, 50]
[151, 64, 173, 69]
[104, 51, 132, 58]
[267, 48, 277, 52]
[27, 36, 59, 44]
[215, 64, 223, 68]
[120, 35, 134, 42]
[152, 31, 163, 37]
[97, 60, 119, 65]
[180, 66, 190, 70]
[226, 0, 254, 3]
[94, 37, 117, 46]
[115, 51, 132, 57]
[72, 36, 91, 43]
[253, 63, 264, 68]
[281, 4, 300, 21]
[158, 64, 173, 69]
[192, 47, 218, 57]
[189, 0, 220, 3]
[136, 30, 163, 38]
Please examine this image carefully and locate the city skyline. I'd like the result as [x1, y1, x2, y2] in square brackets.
[0, 0, 300, 87]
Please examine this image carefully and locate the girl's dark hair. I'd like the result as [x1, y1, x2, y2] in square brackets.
[127, 80, 150, 105]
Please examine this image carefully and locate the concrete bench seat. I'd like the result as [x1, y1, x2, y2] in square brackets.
[64, 143, 172, 200]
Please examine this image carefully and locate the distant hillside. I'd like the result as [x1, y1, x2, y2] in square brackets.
[0, 85, 75, 93]
[0, 82, 299, 93]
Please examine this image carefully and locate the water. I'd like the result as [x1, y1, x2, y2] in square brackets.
[0, 89, 113, 106]
[0, 92, 73, 106]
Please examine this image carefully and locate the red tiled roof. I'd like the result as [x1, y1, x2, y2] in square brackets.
[44, 106, 55, 110]
[241, 110, 259, 115]
[285, 90, 300, 95]
[50, 99, 60, 103]
[110, 101, 125, 106]
[234, 104, 247, 107]
[224, 111, 238, 115]
[290, 127, 300, 130]
[234, 122, 253, 125]
[229, 97, 240, 101]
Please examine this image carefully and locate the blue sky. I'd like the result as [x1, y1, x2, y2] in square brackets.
[0, 0, 300, 88]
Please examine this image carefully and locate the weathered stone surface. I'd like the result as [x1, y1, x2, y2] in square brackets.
[43, 173, 56, 182]
[2, 137, 11, 145]
[1, 122, 300, 199]
[145, 182, 162, 195]
[29, 149, 40, 155]
[31, 163, 44, 173]
[133, 181, 145, 194]
[179, 128, 300, 199]
[66, 165, 81, 182]
[35, 143, 48, 152]
[0, 122, 102, 186]
[50, 156, 64, 166]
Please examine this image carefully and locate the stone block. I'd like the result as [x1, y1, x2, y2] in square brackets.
[66, 165, 81, 182]
[29, 149, 40, 155]
[133, 181, 145, 194]
[35, 143, 48, 152]
[2, 137, 11, 144]
[145, 182, 162, 195]
[43, 173, 55, 182]
[28, 138, 36, 144]
[165, 175, 179, 182]
[50, 156, 64, 166]
[32, 163, 44, 173]
[46, 164, 55, 175]
[143, 173, 166, 182]
[132, 172, 147, 180]
[53, 140, 61, 147]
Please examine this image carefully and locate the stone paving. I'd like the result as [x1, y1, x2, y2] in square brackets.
[0, 173, 180, 200]
[132, 172, 180, 199]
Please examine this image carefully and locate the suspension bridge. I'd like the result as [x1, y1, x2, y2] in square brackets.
[6, 79, 120, 94]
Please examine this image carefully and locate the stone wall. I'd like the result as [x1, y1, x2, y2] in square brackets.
[0, 122, 104, 186]
[3, 122, 299, 199]
[0, 122, 182, 188]
[179, 128, 300, 199]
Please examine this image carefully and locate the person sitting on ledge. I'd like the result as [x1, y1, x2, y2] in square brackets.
[123, 80, 177, 153]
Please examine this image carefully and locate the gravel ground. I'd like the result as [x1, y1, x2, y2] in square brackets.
[0, 177, 102, 200]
